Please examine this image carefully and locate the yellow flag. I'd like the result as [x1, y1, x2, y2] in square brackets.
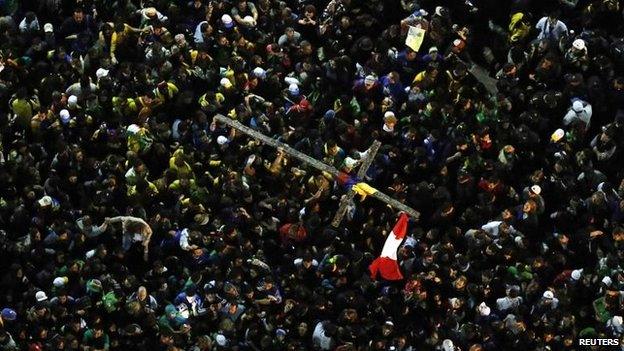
[352, 182, 378, 201]
[406, 26, 426, 52]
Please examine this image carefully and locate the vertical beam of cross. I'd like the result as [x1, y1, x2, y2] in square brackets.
[213, 115, 421, 221]
[330, 140, 381, 227]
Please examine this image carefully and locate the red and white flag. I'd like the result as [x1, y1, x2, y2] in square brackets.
[369, 213, 409, 281]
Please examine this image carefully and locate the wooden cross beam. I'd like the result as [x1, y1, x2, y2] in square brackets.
[330, 140, 380, 227]
[213, 115, 421, 222]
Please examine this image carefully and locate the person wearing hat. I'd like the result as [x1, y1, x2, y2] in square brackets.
[138, 7, 168, 28]
[563, 99, 592, 129]
[0, 308, 17, 329]
[158, 304, 191, 336]
[565, 38, 589, 71]
[353, 74, 382, 102]
[103, 215, 153, 262]
[220, 14, 235, 30]
[422, 46, 444, 65]
[607, 315, 624, 336]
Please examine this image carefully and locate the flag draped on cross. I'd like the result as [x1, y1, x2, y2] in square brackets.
[369, 213, 409, 281]
[337, 172, 378, 201]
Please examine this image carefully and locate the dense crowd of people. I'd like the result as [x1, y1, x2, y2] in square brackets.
[1, 0, 624, 350]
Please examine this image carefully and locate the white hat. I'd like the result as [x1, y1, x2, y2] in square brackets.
[127, 124, 141, 134]
[603, 276, 613, 286]
[215, 334, 227, 346]
[543, 290, 554, 299]
[435, 6, 445, 16]
[572, 100, 584, 112]
[38, 196, 53, 207]
[442, 339, 455, 351]
[551, 128, 565, 142]
[35, 291, 48, 302]
[345, 157, 357, 169]
[53, 277, 67, 287]
[43, 23, 53, 33]
[174, 34, 186, 43]
[477, 302, 491, 316]
[384, 111, 396, 120]
[429, 46, 439, 53]
[220, 77, 233, 89]
[364, 75, 376, 84]
[288, 83, 300, 96]
[252, 67, 266, 79]
[221, 14, 234, 28]
[572, 39, 586, 51]
[613, 316, 623, 327]
[217, 135, 229, 145]
[60, 109, 71, 124]
[571, 269, 583, 280]
[68, 95, 78, 107]
[530, 185, 541, 195]
[96, 68, 109, 79]
[243, 15, 254, 24]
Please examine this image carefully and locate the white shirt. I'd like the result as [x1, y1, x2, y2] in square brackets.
[312, 322, 334, 350]
[535, 17, 568, 41]
[563, 101, 592, 128]
[496, 296, 523, 311]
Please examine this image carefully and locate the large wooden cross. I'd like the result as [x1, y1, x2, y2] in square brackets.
[213, 114, 420, 226]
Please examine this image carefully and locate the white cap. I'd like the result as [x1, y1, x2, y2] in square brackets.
[477, 302, 491, 316]
[53, 277, 67, 287]
[345, 157, 357, 169]
[364, 75, 376, 84]
[221, 14, 234, 28]
[571, 269, 583, 280]
[217, 135, 229, 145]
[572, 39, 586, 51]
[35, 291, 48, 302]
[603, 276, 613, 286]
[43, 23, 53, 33]
[174, 33, 185, 43]
[442, 339, 455, 351]
[288, 83, 300, 96]
[96, 68, 109, 79]
[543, 290, 554, 299]
[613, 316, 623, 327]
[284, 76, 300, 86]
[220, 77, 233, 89]
[530, 185, 541, 195]
[60, 109, 71, 123]
[429, 46, 438, 53]
[68, 95, 78, 107]
[572, 100, 584, 112]
[551, 128, 565, 142]
[127, 124, 141, 134]
[252, 67, 266, 79]
[215, 334, 227, 346]
[38, 195, 53, 207]
[384, 111, 396, 120]
[243, 15, 254, 24]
